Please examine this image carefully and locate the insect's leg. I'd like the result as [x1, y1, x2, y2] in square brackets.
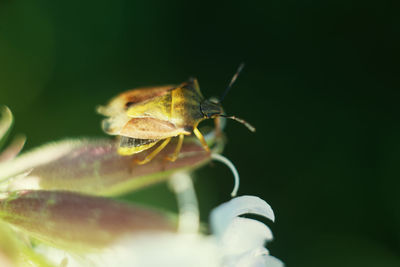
[166, 134, 184, 162]
[193, 127, 210, 152]
[135, 138, 171, 165]
[214, 117, 222, 137]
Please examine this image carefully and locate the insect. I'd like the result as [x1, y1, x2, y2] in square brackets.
[97, 64, 255, 165]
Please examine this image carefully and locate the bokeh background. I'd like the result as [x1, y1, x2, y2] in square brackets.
[1, 0, 399, 266]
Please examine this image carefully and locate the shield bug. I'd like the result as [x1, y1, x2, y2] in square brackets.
[97, 64, 255, 164]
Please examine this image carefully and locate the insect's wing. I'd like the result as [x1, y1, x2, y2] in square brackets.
[120, 117, 190, 139]
[124, 79, 205, 123]
[118, 136, 159, 155]
[97, 85, 175, 117]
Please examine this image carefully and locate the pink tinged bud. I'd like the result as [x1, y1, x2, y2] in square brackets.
[1, 138, 211, 195]
[0, 190, 175, 249]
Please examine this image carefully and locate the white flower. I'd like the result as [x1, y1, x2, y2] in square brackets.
[33, 176, 283, 267]
[0, 107, 284, 267]
[211, 196, 282, 267]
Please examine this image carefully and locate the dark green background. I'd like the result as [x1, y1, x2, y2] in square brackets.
[1, 0, 399, 266]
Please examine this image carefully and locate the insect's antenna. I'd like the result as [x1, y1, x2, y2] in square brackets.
[219, 63, 245, 102]
[220, 115, 256, 132]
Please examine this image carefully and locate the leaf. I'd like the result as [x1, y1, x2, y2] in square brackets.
[0, 221, 18, 267]
[0, 221, 55, 267]
[0, 106, 13, 151]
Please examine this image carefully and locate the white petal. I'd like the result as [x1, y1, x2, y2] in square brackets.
[235, 250, 284, 267]
[210, 196, 275, 238]
[210, 154, 240, 197]
[0, 135, 26, 163]
[37, 233, 220, 267]
[261, 255, 285, 267]
[220, 217, 273, 256]
[0, 139, 84, 183]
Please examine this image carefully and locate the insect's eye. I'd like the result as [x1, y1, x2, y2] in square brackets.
[209, 97, 219, 104]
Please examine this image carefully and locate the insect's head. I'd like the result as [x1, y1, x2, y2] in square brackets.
[201, 63, 256, 132]
[200, 98, 223, 119]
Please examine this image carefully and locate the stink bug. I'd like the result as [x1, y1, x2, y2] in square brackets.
[97, 64, 255, 164]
